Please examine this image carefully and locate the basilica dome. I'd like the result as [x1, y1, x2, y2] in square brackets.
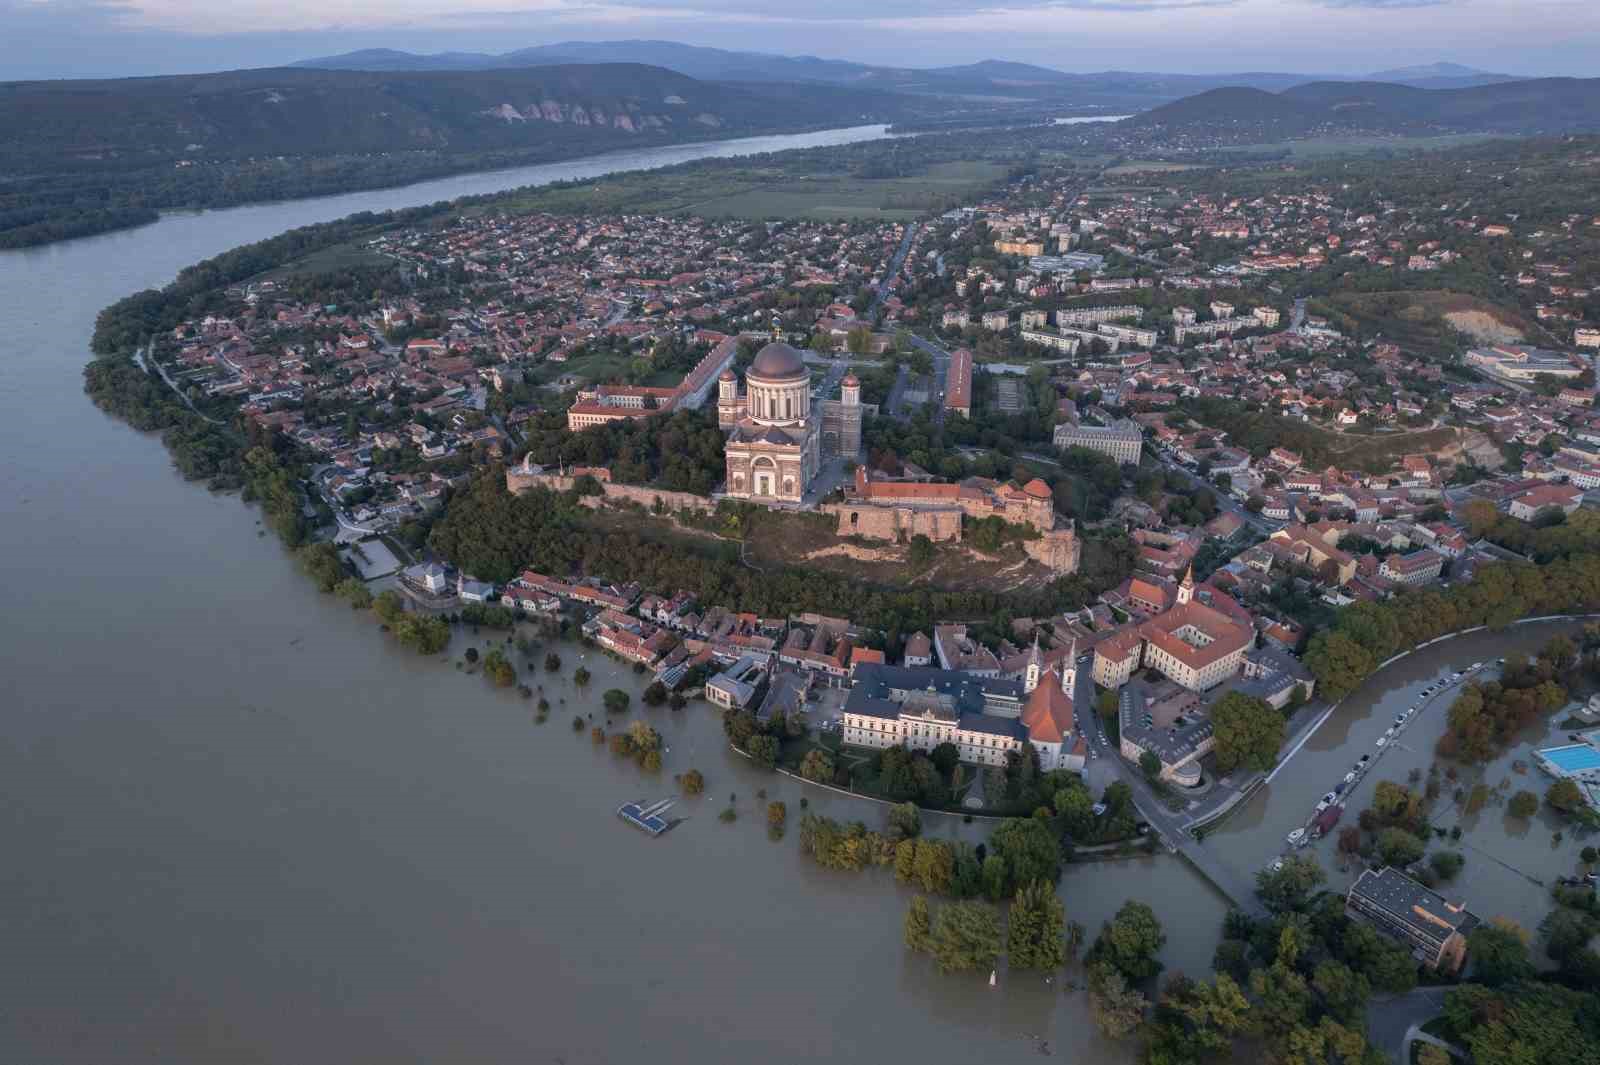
[748, 342, 807, 381]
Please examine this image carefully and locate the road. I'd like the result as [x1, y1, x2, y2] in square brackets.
[1155, 451, 1278, 536]
[904, 333, 953, 425]
[1067, 661, 1266, 917]
[867, 222, 920, 320]
[1366, 988, 1452, 1065]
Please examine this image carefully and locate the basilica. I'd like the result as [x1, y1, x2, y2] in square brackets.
[718, 340, 861, 504]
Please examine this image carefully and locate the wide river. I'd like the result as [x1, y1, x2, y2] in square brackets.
[0, 121, 1577, 1063]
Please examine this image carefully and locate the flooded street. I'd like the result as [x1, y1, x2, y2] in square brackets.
[1207, 620, 1593, 934]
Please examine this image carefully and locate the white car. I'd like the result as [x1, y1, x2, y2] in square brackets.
[1314, 800, 1330, 814]
[1322, 791, 1338, 804]
[1344, 771, 1356, 784]
[1376, 736, 1388, 748]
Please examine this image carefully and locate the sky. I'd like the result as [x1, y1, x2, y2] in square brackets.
[5, 0, 1599, 81]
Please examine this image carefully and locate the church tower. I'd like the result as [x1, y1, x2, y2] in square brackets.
[1060, 636, 1077, 696]
[841, 373, 860, 408]
[1024, 632, 1044, 694]
[1177, 564, 1195, 606]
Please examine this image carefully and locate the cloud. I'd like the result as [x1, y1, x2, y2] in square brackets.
[33, 0, 1240, 35]
[1311, 0, 1451, 7]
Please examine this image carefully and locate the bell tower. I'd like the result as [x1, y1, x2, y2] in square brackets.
[1177, 564, 1195, 606]
[1060, 637, 1078, 696]
[1024, 632, 1044, 694]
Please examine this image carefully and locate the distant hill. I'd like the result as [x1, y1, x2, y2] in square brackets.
[292, 43, 1533, 100]
[1127, 77, 1600, 137]
[0, 63, 940, 167]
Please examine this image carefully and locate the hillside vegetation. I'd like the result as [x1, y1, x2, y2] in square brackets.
[1128, 77, 1600, 138]
[0, 63, 947, 249]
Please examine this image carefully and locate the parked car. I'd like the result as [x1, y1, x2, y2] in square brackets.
[1344, 771, 1356, 784]
[1322, 791, 1338, 804]
[1376, 736, 1388, 748]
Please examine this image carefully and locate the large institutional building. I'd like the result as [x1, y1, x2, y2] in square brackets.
[1053, 417, 1144, 465]
[840, 639, 1086, 772]
[1092, 568, 1253, 692]
[717, 340, 862, 503]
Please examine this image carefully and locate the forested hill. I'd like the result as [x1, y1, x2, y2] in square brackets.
[1126, 77, 1600, 137]
[0, 63, 949, 250]
[0, 63, 930, 166]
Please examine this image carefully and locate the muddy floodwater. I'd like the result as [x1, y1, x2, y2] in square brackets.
[2, 126, 1230, 1064]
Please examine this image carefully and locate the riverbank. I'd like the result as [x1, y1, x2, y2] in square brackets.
[5, 121, 904, 251]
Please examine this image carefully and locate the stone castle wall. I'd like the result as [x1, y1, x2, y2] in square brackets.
[825, 503, 963, 542]
[1023, 529, 1082, 576]
[506, 469, 716, 515]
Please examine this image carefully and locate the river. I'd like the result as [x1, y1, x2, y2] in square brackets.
[0, 123, 1231, 1065]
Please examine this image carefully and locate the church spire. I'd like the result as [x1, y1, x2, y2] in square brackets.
[1024, 631, 1044, 693]
[1060, 635, 1078, 695]
[1177, 564, 1195, 606]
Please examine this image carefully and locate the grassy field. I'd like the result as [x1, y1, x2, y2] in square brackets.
[528, 350, 637, 387]
[1104, 160, 1203, 175]
[485, 159, 1008, 222]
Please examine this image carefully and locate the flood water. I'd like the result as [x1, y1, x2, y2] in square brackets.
[1206, 621, 1594, 935]
[1, 124, 1228, 1064]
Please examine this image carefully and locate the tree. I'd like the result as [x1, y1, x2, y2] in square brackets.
[1139, 750, 1162, 779]
[1508, 790, 1539, 818]
[1429, 850, 1464, 881]
[1540, 907, 1598, 963]
[913, 838, 956, 895]
[1311, 961, 1371, 1025]
[887, 802, 921, 841]
[642, 680, 668, 706]
[1089, 900, 1166, 984]
[544, 651, 562, 672]
[928, 742, 959, 776]
[929, 900, 1002, 974]
[1210, 691, 1285, 774]
[1055, 785, 1095, 840]
[603, 688, 630, 714]
[1255, 855, 1326, 914]
[1377, 827, 1425, 868]
[767, 801, 787, 827]
[681, 768, 705, 795]
[747, 734, 779, 768]
[392, 613, 450, 655]
[1467, 921, 1533, 986]
[799, 748, 835, 784]
[1304, 630, 1376, 703]
[894, 839, 917, 882]
[334, 577, 373, 610]
[988, 816, 1062, 894]
[1418, 1044, 1451, 1065]
[904, 895, 933, 953]
[482, 647, 516, 687]
[1007, 880, 1066, 971]
[1547, 777, 1584, 813]
[1087, 962, 1149, 1039]
[573, 666, 591, 686]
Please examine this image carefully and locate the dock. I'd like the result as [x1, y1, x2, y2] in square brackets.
[618, 798, 679, 837]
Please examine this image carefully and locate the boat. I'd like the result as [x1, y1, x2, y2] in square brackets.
[989, 970, 997, 987]
[1286, 827, 1307, 847]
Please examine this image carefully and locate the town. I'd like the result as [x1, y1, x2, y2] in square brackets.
[106, 133, 1600, 1049]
